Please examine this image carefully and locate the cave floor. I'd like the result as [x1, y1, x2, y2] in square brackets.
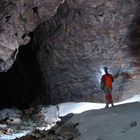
[0, 95, 140, 140]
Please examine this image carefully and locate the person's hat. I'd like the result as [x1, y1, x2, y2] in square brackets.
[104, 67, 108, 71]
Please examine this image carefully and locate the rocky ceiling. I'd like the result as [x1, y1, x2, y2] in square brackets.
[0, 0, 140, 107]
[0, 0, 64, 71]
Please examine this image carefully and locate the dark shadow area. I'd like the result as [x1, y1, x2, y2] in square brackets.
[0, 44, 47, 109]
[128, 2, 140, 59]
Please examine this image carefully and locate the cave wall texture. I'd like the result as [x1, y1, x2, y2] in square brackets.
[32, 0, 140, 103]
[1, 0, 140, 106]
[0, 0, 64, 71]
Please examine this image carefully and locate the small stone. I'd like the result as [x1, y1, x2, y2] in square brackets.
[129, 121, 137, 127]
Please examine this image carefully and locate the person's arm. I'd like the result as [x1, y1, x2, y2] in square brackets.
[100, 76, 104, 90]
[112, 75, 114, 82]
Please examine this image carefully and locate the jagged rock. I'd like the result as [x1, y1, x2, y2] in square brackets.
[0, 124, 7, 129]
[1, 0, 140, 105]
[0, 107, 21, 121]
[0, 0, 64, 71]
[15, 135, 34, 140]
[23, 122, 80, 140]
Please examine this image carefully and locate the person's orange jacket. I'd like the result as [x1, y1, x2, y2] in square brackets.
[101, 73, 114, 89]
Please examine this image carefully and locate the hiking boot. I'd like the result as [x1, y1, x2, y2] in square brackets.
[105, 104, 109, 108]
[111, 102, 114, 107]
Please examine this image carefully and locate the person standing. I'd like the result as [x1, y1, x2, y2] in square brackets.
[101, 67, 114, 108]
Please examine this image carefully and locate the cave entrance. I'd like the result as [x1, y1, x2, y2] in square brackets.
[0, 44, 47, 109]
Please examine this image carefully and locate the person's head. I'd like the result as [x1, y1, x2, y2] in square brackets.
[104, 67, 108, 74]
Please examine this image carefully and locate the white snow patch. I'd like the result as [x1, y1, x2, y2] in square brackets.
[39, 94, 140, 126]
[58, 94, 140, 117]
[0, 108, 21, 120]
[0, 130, 30, 140]
[58, 102, 105, 117]
[41, 105, 61, 124]
[116, 94, 140, 105]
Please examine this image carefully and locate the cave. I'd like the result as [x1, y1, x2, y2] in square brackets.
[0, 0, 140, 109]
[1, 0, 140, 139]
[0, 43, 48, 109]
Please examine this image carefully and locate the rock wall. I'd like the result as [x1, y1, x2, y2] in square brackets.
[0, 0, 64, 71]
[1, 0, 140, 105]
[31, 0, 140, 103]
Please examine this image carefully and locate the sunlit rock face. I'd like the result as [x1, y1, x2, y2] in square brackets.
[0, 0, 64, 71]
[30, 0, 140, 103]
